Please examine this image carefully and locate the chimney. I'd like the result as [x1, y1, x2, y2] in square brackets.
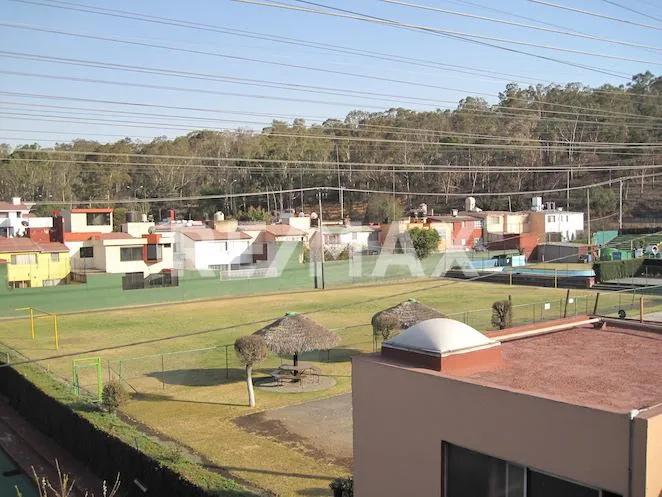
[169, 209, 175, 221]
[451, 209, 458, 217]
[11, 197, 21, 206]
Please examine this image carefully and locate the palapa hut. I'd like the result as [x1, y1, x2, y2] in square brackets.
[371, 298, 445, 340]
[253, 312, 340, 366]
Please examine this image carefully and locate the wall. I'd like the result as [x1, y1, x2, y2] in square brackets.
[64, 211, 113, 234]
[353, 355, 634, 497]
[0, 251, 71, 287]
[192, 240, 252, 270]
[103, 240, 174, 276]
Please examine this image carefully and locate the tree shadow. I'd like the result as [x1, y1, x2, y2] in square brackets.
[130, 391, 247, 407]
[146, 367, 246, 387]
[298, 487, 330, 496]
[316, 348, 368, 363]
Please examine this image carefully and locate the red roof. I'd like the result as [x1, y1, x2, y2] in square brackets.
[94, 232, 133, 240]
[70, 208, 113, 213]
[0, 238, 68, 253]
[265, 224, 306, 237]
[0, 201, 30, 211]
[64, 232, 101, 242]
[180, 229, 251, 241]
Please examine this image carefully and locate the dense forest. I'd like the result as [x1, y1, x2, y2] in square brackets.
[1, 72, 660, 222]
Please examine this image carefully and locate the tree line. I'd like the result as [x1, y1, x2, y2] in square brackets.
[1, 72, 660, 222]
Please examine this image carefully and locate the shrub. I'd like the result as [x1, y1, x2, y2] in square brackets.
[372, 314, 400, 341]
[330, 477, 353, 497]
[409, 227, 440, 259]
[101, 381, 128, 413]
[491, 300, 513, 330]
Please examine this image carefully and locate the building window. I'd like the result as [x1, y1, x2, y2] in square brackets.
[146, 244, 162, 261]
[444, 443, 619, 497]
[79, 246, 94, 258]
[42, 279, 59, 287]
[86, 212, 111, 226]
[10, 254, 37, 265]
[120, 246, 143, 261]
[50, 253, 60, 262]
[547, 215, 556, 223]
[9, 280, 31, 289]
[474, 221, 482, 228]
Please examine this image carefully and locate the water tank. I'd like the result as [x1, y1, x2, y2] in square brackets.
[141, 213, 148, 222]
[214, 211, 225, 222]
[126, 211, 140, 222]
[465, 197, 476, 212]
[531, 197, 543, 212]
[451, 209, 459, 217]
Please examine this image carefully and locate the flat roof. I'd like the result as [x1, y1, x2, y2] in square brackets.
[373, 319, 662, 413]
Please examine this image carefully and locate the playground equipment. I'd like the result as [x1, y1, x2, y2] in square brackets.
[72, 357, 103, 402]
[15, 306, 59, 350]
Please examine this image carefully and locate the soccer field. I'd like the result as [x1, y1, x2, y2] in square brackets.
[0, 279, 590, 497]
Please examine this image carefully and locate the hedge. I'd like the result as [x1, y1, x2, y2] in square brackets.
[593, 258, 662, 282]
[0, 364, 254, 497]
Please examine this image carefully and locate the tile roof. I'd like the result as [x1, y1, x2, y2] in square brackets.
[180, 229, 251, 241]
[0, 238, 68, 253]
[265, 224, 306, 237]
[0, 201, 30, 211]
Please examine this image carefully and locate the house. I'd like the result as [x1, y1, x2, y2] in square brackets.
[0, 238, 70, 288]
[316, 224, 380, 254]
[353, 316, 662, 497]
[427, 212, 483, 249]
[71, 232, 175, 279]
[528, 197, 584, 242]
[176, 228, 253, 271]
[60, 208, 113, 234]
[250, 224, 307, 264]
[0, 197, 31, 237]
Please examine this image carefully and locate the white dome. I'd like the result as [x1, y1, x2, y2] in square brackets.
[384, 318, 497, 356]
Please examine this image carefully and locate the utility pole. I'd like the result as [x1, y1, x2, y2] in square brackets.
[566, 170, 570, 211]
[336, 145, 343, 220]
[586, 188, 591, 245]
[619, 180, 623, 230]
[318, 189, 326, 289]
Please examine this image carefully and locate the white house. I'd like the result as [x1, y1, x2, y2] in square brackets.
[61, 208, 113, 234]
[320, 225, 381, 254]
[529, 209, 584, 242]
[0, 197, 31, 237]
[70, 232, 174, 278]
[176, 228, 253, 271]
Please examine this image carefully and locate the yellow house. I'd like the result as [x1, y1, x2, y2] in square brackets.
[0, 238, 71, 288]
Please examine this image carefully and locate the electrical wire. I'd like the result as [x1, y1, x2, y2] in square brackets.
[528, 0, 662, 31]
[379, 0, 662, 52]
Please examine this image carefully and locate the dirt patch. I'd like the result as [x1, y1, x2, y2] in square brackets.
[235, 394, 352, 470]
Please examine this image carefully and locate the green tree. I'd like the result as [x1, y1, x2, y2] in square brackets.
[408, 228, 440, 259]
[364, 195, 404, 224]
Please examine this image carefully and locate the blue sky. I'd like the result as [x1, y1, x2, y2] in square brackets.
[0, 0, 660, 147]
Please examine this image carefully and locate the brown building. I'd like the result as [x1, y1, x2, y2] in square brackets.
[353, 316, 662, 497]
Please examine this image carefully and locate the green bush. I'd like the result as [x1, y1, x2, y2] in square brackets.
[409, 227, 440, 259]
[593, 259, 644, 282]
[102, 380, 129, 413]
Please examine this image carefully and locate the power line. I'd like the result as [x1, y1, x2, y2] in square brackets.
[3, 67, 660, 126]
[234, 0, 639, 78]
[14, 170, 662, 205]
[599, 0, 662, 23]
[528, 0, 662, 31]
[3, 91, 660, 132]
[379, 0, 662, 52]
[6, 120, 660, 154]
[4, 0, 611, 88]
[4, 103, 661, 144]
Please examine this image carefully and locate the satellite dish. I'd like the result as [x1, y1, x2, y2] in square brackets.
[148, 226, 156, 234]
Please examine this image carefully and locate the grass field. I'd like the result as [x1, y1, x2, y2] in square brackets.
[0, 278, 593, 497]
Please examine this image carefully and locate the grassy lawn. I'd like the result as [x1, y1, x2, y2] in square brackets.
[0, 279, 593, 497]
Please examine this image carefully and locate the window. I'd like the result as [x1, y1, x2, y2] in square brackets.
[146, 244, 162, 261]
[10, 254, 36, 265]
[444, 444, 619, 497]
[9, 280, 30, 289]
[474, 221, 482, 228]
[79, 246, 94, 258]
[547, 215, 556, 223]
[120, 246, 143, 262]
[42, 279, 60, 287]
[86, 212, 111, 226]
[50, 253, 60, 262]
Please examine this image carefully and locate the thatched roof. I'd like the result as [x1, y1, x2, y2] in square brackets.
[253, 312, 340, 355]
[372, 298, 445, 334]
